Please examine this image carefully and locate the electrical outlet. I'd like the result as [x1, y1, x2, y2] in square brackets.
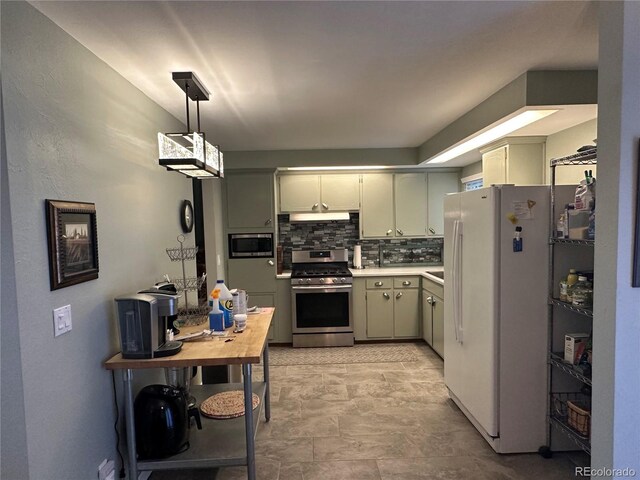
[53, 305, 72, 337]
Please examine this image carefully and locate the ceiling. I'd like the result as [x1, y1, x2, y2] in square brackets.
[31, 1, 599, 159]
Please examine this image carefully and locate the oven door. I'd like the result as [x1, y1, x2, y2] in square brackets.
[292, 285, 353, 334]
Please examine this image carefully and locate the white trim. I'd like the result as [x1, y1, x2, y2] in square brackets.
[461, 172, 483, 184]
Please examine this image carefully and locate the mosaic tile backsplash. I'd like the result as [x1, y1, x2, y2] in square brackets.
[278, 213, 443, 269]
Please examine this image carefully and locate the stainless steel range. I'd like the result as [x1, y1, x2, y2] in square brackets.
[291, 249, 354, 347]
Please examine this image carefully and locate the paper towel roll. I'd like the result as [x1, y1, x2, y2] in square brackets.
[353, 245, 362, 268]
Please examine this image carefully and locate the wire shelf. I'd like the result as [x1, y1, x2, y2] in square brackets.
[549, 352, 592, 386]
[549, 298, 593, 318]
[166, 246, 199, 261]
[173, 276, 207, 291]
[175, 304, 210, 327]
[550, 238, 595, 247]
[550, 149, 597, 167]
[549, 392, 592, 454]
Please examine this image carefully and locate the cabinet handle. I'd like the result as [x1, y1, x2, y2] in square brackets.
[428, 227, 436, 235]
[313, 203, 319, 209]
[322, 202, 328, 210]
[268, 260, 274, 266]
[386, 229, 393, 236]
[396, 292, 403, 299]
[375, 281, 384, 287]
[427, 296, 433, 305]
[397, 229, 404, 236]
[383, 292, 390, 299]
[265, 218, 272, 225]
[402, 280, 411, 286]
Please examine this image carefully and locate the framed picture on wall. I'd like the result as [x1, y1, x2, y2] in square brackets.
[45, 200, 99, 290]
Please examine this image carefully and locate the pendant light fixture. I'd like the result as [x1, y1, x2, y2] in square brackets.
[158, 72, 223, 178]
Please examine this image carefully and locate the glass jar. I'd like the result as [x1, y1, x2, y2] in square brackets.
[572, 276, 593, 308]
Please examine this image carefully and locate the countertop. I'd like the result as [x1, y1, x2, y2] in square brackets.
[277, 266, 444, 285]
[104, 308, 274, 369]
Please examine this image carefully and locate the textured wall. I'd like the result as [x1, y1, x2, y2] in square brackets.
[1, 2, 200, 478]
[278, 213, 443, 268]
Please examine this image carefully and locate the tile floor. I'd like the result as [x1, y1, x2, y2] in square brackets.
[152, 343, 584, 480]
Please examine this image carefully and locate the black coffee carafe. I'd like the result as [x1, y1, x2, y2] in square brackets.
[134, 384, 202, 459]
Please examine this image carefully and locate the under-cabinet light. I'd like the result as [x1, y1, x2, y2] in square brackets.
[426, 109, 559, 164]
[285, 166, 391, 171]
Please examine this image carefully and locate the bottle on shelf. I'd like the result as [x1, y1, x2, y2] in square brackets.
[213, 279, 234, 328]
[208, 290, 224, 331]
[572, 276, 593, 308]
[559, 277, 568, 302]
[565, 269, 578, 303]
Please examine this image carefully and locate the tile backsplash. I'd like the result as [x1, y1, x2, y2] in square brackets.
[277, 213, 443, 269]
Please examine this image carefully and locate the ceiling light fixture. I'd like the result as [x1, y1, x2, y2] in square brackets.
[158, 72, 223, 178]
[426, 109, 558, 164]
[284, 166, 391, 171]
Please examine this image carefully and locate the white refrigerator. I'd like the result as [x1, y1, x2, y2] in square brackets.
[444, 185, 549, 453]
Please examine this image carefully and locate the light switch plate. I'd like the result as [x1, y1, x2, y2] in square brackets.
[53, 305, 72, 337]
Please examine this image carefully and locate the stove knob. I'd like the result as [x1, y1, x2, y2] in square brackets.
[340, 278, 346, 283]
[319, 278, 326, 284]
[298, 279, 304, 285]
[332, 278, 338, 283]
[306, 279, 312, 284]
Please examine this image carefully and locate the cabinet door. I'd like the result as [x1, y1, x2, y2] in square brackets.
[361, 174, 394, 238]
[393, 288, 420, 338]
[247, 293, 275, 340]
[279, 175, 321, 212]
[431, 294, 444, 357]
[226, 173, 274, 229]
[427, 172, 459, 236]
[394, 173, 427, 237]
[320, 174, 360, 211]
[227, 258, 276, 294]
[274, 280, 292, 343]
[422, 290, 433, 346]
[366, 290, 394, 338]
[482, 146, 506, 186]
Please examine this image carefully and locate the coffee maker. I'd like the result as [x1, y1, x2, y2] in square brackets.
[115, 292, 182, 359]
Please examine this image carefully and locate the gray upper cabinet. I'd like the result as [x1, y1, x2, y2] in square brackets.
[225, 172, 274, 230]
[427, 172, 459, 236]
[361, 173, 395, 238]
[320, 174, 360, 210]
[394, 173, 427, 237]
[279, 174, 359, 212]
[279, 175, 321, 212]
[481, 137, 545, 186]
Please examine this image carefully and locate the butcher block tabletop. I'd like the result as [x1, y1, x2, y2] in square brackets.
[104, 307, 274, 370]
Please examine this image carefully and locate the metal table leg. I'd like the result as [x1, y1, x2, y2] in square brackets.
[242, 364, 255, 480]
[122, 369, 138, 480]
[263, 343, 271, 421]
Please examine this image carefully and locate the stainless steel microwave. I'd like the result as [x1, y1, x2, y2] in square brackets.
[228, 233, 274, 258]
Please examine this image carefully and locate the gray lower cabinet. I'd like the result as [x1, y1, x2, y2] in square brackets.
[422, 277, 444, 357]
[274, 279, 292, 343]
[364, 277, 420, 339]
[227, 258, 276, 293]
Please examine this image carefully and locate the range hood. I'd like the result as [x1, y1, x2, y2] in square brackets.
[289, 212, 350, 222]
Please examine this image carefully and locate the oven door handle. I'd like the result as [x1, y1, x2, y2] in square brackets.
[292, 285, 353, 291]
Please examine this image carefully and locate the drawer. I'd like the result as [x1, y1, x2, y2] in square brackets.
[393, 277, 420, 289]
[365, 278, 393, 289]
[422, 278, 444, 298]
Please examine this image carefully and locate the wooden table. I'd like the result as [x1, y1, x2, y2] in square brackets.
[105, 308, 274, 480]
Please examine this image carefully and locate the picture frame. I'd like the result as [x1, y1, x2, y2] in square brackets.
[45, 200, 99, 290]
[633, 139, 640, 287]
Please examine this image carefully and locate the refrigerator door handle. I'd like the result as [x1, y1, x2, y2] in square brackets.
[452, 220, 464, 344]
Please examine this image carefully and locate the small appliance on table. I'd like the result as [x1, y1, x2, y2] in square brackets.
[291, 249, 354, 347]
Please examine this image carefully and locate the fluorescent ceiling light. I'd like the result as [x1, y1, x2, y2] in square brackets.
[426, 109, 559, 164]
[285, 166, 390, 171]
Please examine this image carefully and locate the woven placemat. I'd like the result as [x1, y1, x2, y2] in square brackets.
[200, 391, 260, 419]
